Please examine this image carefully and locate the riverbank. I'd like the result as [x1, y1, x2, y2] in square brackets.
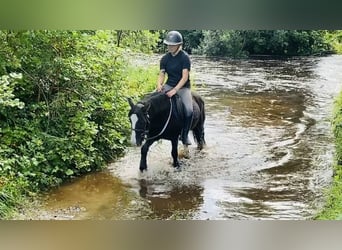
[315, 91, 342, 220]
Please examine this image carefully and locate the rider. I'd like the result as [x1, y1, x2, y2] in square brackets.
[157, 30, 193, 145]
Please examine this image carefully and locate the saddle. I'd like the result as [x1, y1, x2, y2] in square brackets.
[171, 94, 184, 121]
[171, 94, 200, 126]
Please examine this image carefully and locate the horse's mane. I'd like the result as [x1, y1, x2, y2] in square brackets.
[140, 91, 161, 103]
[139, 92, 169, 109]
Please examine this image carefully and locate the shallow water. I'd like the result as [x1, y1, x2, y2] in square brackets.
[41, 55, 342, 220]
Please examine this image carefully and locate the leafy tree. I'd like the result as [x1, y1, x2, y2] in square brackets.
[187, 30, 334, 57]
[194, 30, 247, 58]
[180, 30, 204, 54]
[324, 30, 342, 53]
[114, 30, 161, 53]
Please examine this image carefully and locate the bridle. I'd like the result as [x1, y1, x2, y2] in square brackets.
[132, 98, 173, 141]
[131, 107, 149, 139]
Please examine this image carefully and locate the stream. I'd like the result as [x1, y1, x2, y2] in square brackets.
[30, 55, 342, 220]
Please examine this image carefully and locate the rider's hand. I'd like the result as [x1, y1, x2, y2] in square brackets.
[157, 84, 163, 92]
[166, 88, 177, 98]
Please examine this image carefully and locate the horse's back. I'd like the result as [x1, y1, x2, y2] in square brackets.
[141, 90, 205, 123]
[191, 91, 205, 109]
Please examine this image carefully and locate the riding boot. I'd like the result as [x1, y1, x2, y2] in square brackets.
[181, 114, 193, 145]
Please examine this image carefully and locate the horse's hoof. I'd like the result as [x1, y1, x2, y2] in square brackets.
[174, 166, 182, 172]
[139, 168, 147, 173]
[197, 142, 206, 150]
[173, 163, 182, 172]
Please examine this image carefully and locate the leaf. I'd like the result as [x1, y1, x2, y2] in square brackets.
[102, 101, 112, 110]
[65, 169, 74, 176]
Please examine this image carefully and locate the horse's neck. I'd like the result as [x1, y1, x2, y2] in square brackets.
[148, 94, 170, 121]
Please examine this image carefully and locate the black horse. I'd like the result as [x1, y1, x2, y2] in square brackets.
[128, 91, 205, 172]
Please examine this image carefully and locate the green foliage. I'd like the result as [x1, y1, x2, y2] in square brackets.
[324, 30, 342, 54]
[0, 30, 159, 217]
[180, 30, 204, 54]
[186, 30, 333, 57]
[194, 30, 248, 58]
[156, 30, 339, 57]
[0, 73, 24, 109]
[113, 30, 161, 53]
[0, 176, 30, 219]
[125, 64, 158, 96]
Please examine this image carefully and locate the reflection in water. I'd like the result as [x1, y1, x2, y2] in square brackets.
[139, 179, 204, 219]
[42, 171, 139, 219]
[40, 55, 342, 220]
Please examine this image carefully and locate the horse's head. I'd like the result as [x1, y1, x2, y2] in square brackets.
[128, 98, 150, 146]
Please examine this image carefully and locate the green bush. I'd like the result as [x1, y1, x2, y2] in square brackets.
[0, 30, 160, 217]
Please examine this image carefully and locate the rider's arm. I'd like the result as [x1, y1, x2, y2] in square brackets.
[157, 69, 165, 92]
[174, 69, 189, 91]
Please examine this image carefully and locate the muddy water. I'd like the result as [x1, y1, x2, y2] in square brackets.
[40, 55, 342, 220]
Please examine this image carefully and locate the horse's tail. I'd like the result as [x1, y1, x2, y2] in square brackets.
[192, 92, 206, 149]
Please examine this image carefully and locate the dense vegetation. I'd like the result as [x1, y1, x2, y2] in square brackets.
[1, 30, 342, 218]
[181, 30, 338, 57]
[0, 30, 160, 218]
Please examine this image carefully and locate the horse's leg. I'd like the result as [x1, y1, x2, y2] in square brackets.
[198, 125, 205, 150]
[196, 109, 206, 150]
[171, 138, 180, 169]
[140, 140, 154, 172]
[193, 125, 205, 150]
[182, 144, 190, 159]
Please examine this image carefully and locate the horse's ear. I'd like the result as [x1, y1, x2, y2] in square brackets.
[136, 103, 144, 109]
[127, 97, 134, 109]
[142, 102, 151, 114]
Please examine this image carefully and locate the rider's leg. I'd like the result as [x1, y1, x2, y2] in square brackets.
[178, 87, 193, 145]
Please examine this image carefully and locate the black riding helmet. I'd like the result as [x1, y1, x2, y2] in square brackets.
[163, 31, 183, 45]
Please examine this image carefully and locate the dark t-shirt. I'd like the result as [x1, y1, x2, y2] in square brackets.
[160, 50, 191, 88]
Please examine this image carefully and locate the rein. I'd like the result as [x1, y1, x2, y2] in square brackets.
[145, 97, 173, 141]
